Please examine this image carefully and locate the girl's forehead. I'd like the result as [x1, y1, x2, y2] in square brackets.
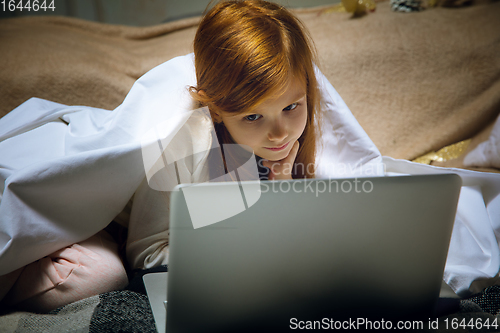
[258, 77, 307, 106]
[219, 75, 307, 116]
[222, 79, 306, 118]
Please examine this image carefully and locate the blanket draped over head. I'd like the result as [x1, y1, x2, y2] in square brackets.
[0, 54, 499, 297]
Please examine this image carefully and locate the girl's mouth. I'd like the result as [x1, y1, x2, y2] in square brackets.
[265, 142, 289, 152]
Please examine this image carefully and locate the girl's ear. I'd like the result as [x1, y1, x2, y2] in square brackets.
[211, 110, 223, 123]
[197, 89, 207, 99]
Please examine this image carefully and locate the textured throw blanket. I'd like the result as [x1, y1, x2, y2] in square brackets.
[0, 290, 156, 333]
[1, 1, 499, 161]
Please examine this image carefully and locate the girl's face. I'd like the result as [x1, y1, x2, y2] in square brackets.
[214, 78, 308, 161]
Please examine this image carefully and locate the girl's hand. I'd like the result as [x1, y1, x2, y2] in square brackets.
[261, 141, 300, 180]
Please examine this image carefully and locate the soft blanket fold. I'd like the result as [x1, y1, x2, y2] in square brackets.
[0, 53, 383, 274]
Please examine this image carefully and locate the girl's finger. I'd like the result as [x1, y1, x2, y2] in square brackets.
[282, 140, 300, 165]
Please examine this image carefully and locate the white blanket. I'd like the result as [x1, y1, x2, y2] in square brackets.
[464, 114, 500, 169]
[1, 54, 499, 297]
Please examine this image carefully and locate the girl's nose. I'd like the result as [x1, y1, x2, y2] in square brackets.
[267, 120, 287, 142]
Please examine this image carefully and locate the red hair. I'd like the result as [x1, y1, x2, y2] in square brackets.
[190, 0, 321, 178]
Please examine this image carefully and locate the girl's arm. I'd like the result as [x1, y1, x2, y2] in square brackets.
[126, 177, 171, 270]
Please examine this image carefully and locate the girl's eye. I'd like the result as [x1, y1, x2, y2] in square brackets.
[283, 103, 298, 111]
[244, 114, 262, 122]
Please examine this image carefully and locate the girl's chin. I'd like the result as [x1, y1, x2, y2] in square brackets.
[259, 149, 290, 162]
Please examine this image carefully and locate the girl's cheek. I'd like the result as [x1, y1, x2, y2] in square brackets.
[235, 127, 260, 146]
[246, 129, 263, 145]
[292, 109, 308, 133]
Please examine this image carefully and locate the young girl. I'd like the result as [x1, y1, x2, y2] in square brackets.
[189, 0, 321, 181]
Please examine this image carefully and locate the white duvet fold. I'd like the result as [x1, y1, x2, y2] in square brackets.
[464, 114, 500, 169]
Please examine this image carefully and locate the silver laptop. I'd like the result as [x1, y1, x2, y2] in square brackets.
[147, 174, 461, 332]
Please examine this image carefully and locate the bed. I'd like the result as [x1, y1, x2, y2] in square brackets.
[1, 1, 500, 331]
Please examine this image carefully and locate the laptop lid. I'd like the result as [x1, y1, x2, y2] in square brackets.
[166, 174, 461, 332]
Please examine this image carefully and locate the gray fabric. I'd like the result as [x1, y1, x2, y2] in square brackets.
[0, 291, 157, 333]
[467, 286, 500, 315]
[89, 291, 156, 333]
[0, 295, 99, 333]
[460, 300, 485, 313]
